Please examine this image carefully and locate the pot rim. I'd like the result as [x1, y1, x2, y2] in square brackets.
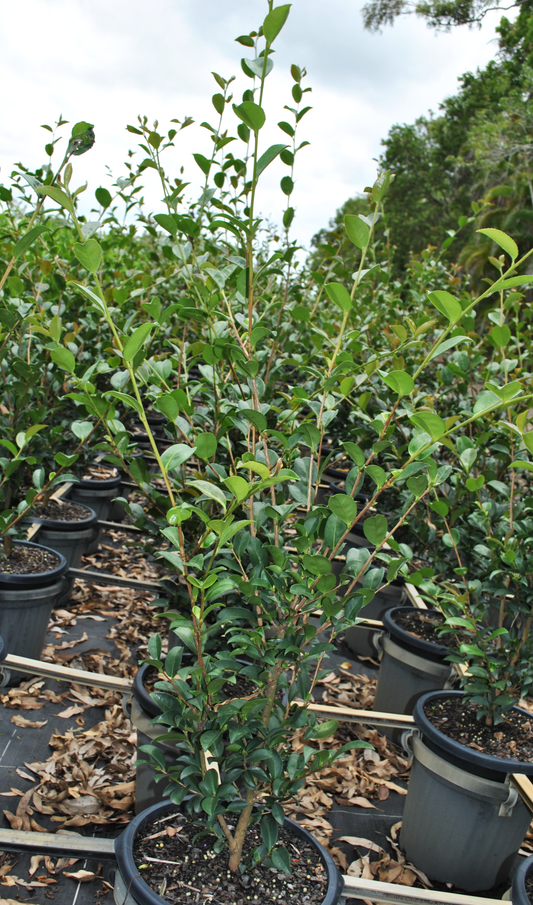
[114, 800, 344, 905]
[23, 501, 98, 531]
[413, 690, 533, 776]
[383, 606, 451, 661]
[72, 472, 122, 491]
[511, 852, 533, 905]
[0, 540, 68, 588]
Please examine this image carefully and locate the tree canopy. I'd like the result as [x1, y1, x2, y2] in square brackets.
[362, 0, 527, 31]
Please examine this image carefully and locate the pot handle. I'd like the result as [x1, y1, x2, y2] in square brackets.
[400, 727, 420, 761]
[372, 631, 384, 660]
[122, 693, 132, 719]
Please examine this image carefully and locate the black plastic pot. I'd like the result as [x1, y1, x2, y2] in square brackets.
[373, 607, 454, 742]
[0, 540, 68, 589]
[413, 690, 533, 778]
[400, 690, 533, 890]
[342, 578, 407, 660]
[114, 800, 344, 905]
[69, 471, 121, 519]
[0, 541, 68, 683]
[30, 503, 98, 570]
[512, 854, 533, 905]
[69, 471, 121, 553]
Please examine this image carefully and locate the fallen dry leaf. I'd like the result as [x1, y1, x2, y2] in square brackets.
[64, 869, 98, 881]
[57, 705, 85, 719]
[11, 715, 48, 729]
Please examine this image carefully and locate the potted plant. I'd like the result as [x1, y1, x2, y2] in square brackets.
[399, 443, 533, 889]
[23, 4, 533, 899]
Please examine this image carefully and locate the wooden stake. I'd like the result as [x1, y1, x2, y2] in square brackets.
[3, 653, 133, 692]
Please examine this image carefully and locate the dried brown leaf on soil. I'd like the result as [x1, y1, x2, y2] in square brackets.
[64, 869, 99, 881]
[11, 715, 47, 729]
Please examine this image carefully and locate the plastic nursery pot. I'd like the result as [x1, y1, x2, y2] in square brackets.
[125, 693, 183, 815]
[512, 853, 533, 905]
[69, 470, 121, 521]
[372, 607, 455, 743]
[69, 470, 121, 554]
[0, 541, 68, 683]
[0, 540, 68, 589]
[30, 502, 98, 570]
[113, 800, 344, 905]
[400, 690, 533, 891]
[342, 580, 407, 661]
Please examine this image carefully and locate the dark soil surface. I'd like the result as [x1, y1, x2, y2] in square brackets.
[0, 543, 61, 574]
[525, 867, 533, 905]
[145, 665, 260, 702]
[82, 465, 118, 481]
[392, 610, 457, 649]
[424, 696, 533, 763]
[132, 810, 329, 905]
[33, 498, 92, 522]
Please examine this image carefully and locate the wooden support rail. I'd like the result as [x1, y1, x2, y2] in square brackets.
[309, 701, 415, 730]
[1, 652, 133, 692]
[0, 827, 116, 859]
[340, 876, 502, 905]
[67, 567, 162, 594]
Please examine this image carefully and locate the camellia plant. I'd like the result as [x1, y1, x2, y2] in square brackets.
[5, 0, 533, 882]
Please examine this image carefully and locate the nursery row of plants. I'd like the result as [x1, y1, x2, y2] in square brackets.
[2, 2, 533, 903]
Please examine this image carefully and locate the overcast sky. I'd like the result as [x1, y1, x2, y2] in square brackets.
[0, 0, 505, 248]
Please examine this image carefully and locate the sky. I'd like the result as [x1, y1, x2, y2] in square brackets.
[0, 0, 507, 250]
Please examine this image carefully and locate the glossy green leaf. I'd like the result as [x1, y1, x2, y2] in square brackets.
[224, 476, 250, 502]
[51, 347, 75, 373]
[234, 102, 265, 131]
[123, 323, 153, 363]
[13, 225, 50, 260]
[473, 390, 501, 415]
[363, 514, 388, 546]
[195, 432, 218, 460]
[71, 420, 93, 441]
[256, 144, 287, 177]
[491, 324, 511, 347]
[477, 228, 518, 260]
[325, 282, 351, 313]
[161, 444, 195, 471]
[328, 493, 358, 526]
[73, 238, 102, 273]
[307, 719, 339, 739]
[263, 4, 291, 42]
[409, 412, 445, 440]
[343, 442, 365, 467]
[302, 554, 331, 575]
[154, 213, 178, 236]
[36, 184, 74, 214]
[189, 479, 227, 509]
[383, 370, 414, 396]
[427, 290, 462, 322]
[344, 214, 370, 250]
[365, 465, 386, 488]
[428, 335, 473, 361]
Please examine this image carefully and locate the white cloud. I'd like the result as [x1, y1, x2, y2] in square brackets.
[0, 0, 504, 248]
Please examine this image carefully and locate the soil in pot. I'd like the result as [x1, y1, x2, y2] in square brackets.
[526, 870, 533, 905]
[423, 695, 533, 764]
[391, 609, 456, 647]
[132, 810, 330, 905]
[0, 543, 60, 575]
[143, 664, 259, 703]
[31, 498, 93, 522]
